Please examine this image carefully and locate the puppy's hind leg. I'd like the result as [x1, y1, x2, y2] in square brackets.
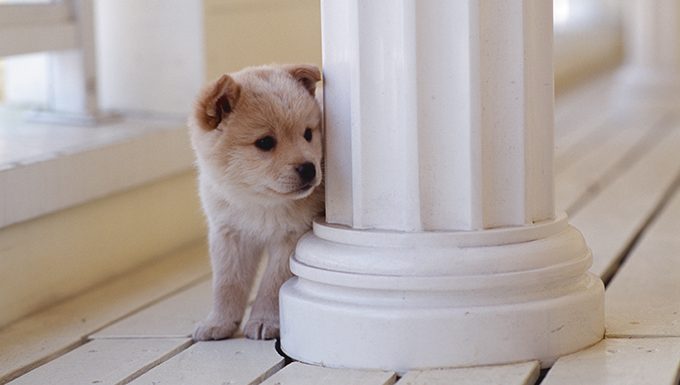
[244, 235, 297, 340]
[193, 230, 262, 341]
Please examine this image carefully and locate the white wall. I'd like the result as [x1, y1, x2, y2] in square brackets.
[95, 0, 205, 117]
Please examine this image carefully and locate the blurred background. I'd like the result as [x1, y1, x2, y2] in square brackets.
[0, 0, 623, 114]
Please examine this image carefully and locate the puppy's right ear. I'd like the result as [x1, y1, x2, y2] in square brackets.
[194, 74, 241, 130]
[285, 64, 321, 97]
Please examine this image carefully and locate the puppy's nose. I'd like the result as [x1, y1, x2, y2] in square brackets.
[295, 162, 316, 184]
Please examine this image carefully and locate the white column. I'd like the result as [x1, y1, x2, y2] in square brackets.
[620, 0, 680, 93]
[280, 0, 604, 371]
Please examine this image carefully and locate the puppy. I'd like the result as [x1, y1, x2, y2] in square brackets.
[189, 65, 324, 340]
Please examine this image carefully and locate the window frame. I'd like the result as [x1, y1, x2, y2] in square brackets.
[0, 0, 99, 119]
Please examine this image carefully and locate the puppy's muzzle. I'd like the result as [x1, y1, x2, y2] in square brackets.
[295, 162, 316, 185]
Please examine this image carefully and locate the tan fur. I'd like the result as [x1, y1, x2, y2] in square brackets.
[189, 64, 324, 340]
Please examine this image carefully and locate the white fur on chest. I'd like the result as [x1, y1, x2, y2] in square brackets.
[199, 177, 317, 243]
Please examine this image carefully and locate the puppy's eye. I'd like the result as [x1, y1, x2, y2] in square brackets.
[254, 136, 276, 151]
[304, 128, 313, 142]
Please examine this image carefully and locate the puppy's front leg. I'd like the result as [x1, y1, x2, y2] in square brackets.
[193, 230, 262, 341]
[244, 234, 298, 340]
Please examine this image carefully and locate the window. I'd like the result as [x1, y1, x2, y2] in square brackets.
[0, 0, 97, 119]
[0, 1, 203, 228]
[1, 53, 49, 109]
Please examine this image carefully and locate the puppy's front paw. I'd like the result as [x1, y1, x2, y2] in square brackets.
[192, 316, 239, 341]
[243, 318, 279, 340]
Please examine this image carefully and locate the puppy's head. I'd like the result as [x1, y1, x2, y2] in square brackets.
[190, 64, 323, 204]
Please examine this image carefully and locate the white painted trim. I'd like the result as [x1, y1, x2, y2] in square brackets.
[48, 0, 99, 117]
[0, 120, 194, 229]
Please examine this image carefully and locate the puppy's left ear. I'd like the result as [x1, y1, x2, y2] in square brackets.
[285, 64, 321, 97]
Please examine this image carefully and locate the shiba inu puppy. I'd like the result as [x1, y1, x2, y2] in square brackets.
[189, 64, 323, 340]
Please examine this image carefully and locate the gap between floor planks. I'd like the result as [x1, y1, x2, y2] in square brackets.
[542, 182, 680, 385]
[556, 109, 674, 214]
[567, 110, 680, 280]
[605, 176, 680, 338]
[0, 241, 210, 383]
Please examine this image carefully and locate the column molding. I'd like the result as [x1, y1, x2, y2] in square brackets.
[281, 0, 604, 371]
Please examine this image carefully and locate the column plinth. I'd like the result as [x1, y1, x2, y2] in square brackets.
[281, 217, 603, 370]
[280, 0, 604, 370]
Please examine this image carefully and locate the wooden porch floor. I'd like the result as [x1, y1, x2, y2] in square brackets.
[2, 75, 680, 384]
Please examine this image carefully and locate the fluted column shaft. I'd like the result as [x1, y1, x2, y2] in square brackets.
[324, 0, 554, 231]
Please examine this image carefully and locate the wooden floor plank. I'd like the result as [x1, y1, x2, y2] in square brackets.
[0, 242, 209, 383]
[93, 254, 266, 339]
[554, 75, 615, 171]
[605, 182, 680, 337]
[569, 117, 680, 279]
[397, 361, 539, 385]
[554, 110, 613, 173]
[129, 339, 284, 385]
[259, 362, 396, 385]
[7, 338, 191, 385]
[554, 74, 613, 140]
[541, 338, 680, 385]
[555, 108, 666, 213]
[93, 279, 211, 339]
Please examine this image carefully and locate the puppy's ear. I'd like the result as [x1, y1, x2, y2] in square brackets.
[194, 74, 241, 130]
[285, 64, 321, 97]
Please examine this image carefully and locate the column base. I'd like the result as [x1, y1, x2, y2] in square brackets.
[280, 215, 605, 371]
